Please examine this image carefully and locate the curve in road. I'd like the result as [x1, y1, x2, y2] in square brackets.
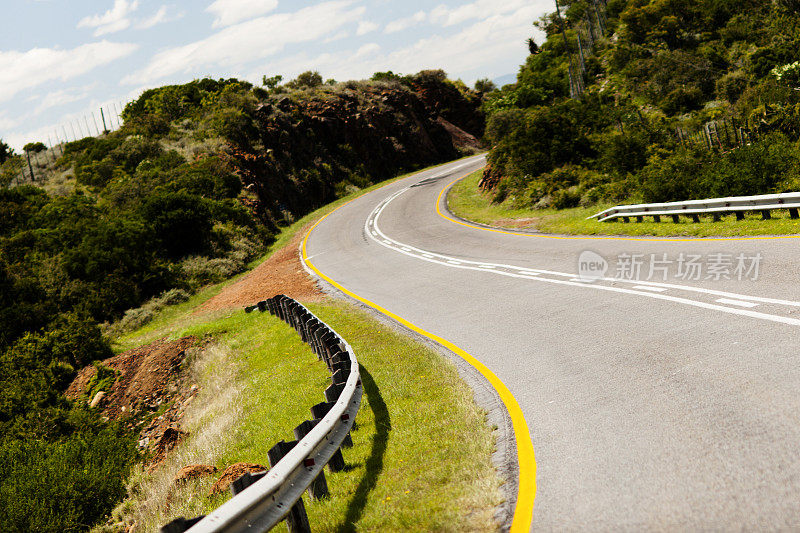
[303, 154, 800, 531]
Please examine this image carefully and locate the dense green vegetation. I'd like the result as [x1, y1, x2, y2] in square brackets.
[482, 0, 800, 212]
[0, 71, 482, 530]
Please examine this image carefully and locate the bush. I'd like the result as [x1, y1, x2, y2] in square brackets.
[139, 190, 214, 259]
[716, 71, 748, 102]
[0, 423, 135, 533]
[114, 288, 191, 333]
[181, 256, 242, 286]
[660, 86, 705, 115]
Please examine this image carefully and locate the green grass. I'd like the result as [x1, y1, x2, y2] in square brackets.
[448, 171, 800, 238]
[105, 157, 502, 531]
[111, 293, 500, 532]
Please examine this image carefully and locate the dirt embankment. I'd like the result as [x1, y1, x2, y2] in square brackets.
[197, 224, 323, 312]
[66, 337, 201, 469]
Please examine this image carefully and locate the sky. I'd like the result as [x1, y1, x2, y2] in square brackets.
[0, 0, 550, 150]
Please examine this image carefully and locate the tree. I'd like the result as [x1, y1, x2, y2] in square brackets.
[262, 74, 283, 89]
[474, 78, 497, 94]
[286, 70, 323, 89]
[23, 142, 46, 154]
[0, 140, 13, 164]
[372, 71, 401, 82]
[527, 38, 539, 55]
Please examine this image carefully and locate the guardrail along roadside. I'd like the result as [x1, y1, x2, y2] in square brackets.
[591, 192, 800, 223]
[161, 295, 362, 533]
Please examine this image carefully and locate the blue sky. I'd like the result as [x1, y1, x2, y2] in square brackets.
[1, 0, 549, 150]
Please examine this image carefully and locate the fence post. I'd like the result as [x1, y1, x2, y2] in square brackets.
[25, 150, 35, 182]
[100, 108, 108, 133]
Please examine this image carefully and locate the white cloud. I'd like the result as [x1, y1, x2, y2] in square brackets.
[323, 30, 350, 44]
[4, 97, 128, 151]
[124, 1, 364, 85]
[33, 88, 92, 116]
[384, 10, 426, 34]
[0, 113, 20, 132]
[355, 43, 381, 58]
[77, 0, 140, 36]
[356, 20, 379, 36]
[0, 41, 139, 104]
[252, 4, 544, 84]
[428, 0, 532, 27]
[206, 0, 279, 28]
[137, 6, 181, 30]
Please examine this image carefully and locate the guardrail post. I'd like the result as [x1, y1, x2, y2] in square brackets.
[160, 516, 206, 533]
[690, 214, 700, 223]
[311, 401, 348, 469]
[735, 212, 745, 221]
[671, 215, 679, 223]
[285, 497, 311, 533]
[712, 214, 721, 222]
[790, 208, 799, 220]
[761, 210, 771, 220]
[230, 471, 267, 495]
[294, 420, 330, 500]
[268, 440, 311, 533]
[653, 215, 661, 223]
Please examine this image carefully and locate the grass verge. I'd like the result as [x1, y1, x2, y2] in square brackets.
[105, 157, 502, 532]
[108, 300, 501, 532]
[448, 171, 800, 238]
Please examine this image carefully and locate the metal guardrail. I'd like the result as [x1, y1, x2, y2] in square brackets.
[161, 295, 362, 533]
[590, 192, 800, 223]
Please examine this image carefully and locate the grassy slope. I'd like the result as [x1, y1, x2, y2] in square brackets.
[449, 171, 800, 238]
[108, 161, 501, 532]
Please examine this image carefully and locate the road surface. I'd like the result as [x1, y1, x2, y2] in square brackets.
[305, 154, 800, 531]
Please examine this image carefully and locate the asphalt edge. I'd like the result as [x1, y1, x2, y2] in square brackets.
[298, 173, 536, 532]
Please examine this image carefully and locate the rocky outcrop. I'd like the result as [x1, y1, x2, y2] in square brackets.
[227, 77, 485, 230]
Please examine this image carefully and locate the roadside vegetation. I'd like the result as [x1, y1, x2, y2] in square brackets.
[0, 70, 486, 530]
[100, 201, 501, 532]
[449, 170, 800, 237]
[475, 0, 800, 234]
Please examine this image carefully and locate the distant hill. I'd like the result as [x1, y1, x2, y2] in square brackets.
[492, 73, 517, 89]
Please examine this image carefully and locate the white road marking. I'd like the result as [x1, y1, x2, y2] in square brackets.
[633, 285, 669, 293]
[363, 183, 800, 327]
[715, 298, 760, 308]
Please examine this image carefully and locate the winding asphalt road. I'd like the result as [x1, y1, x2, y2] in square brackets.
[304, 154, 800, 531]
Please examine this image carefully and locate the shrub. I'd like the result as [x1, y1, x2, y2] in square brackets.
[716, 71, 748, 102]
[0, 423, 136, 533]
[181, 256, 242, 286]
[114, 288, 191, 333]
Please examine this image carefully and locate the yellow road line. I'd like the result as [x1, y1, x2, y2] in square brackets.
[301, 175, 537, 533]
[437, 172, 800, 242]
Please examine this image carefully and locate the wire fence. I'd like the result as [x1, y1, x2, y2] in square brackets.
[11, 101, 129, 186]
[555, 0, 609, 99]
[554, 0, 762, 153]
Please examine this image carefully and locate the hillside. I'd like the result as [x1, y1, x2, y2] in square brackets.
[0, 70, 484, 531]
[480, 0, 800, 211]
